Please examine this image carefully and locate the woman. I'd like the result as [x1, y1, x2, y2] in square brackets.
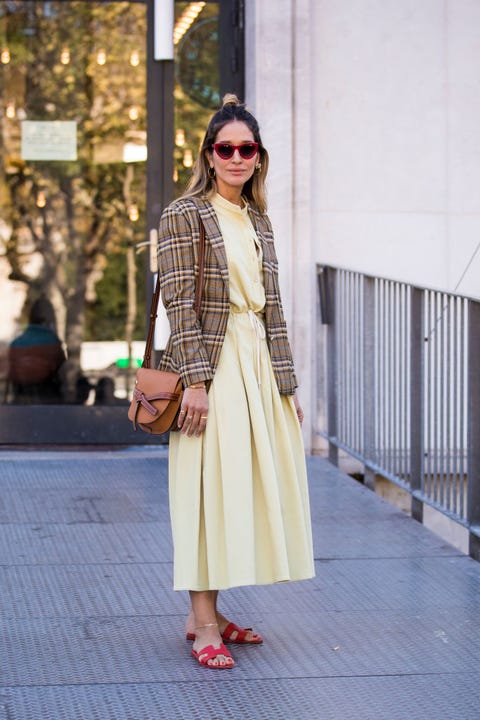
[157, 95, 315, 669]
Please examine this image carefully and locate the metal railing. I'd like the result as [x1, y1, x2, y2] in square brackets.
[317, 265, 480, 559]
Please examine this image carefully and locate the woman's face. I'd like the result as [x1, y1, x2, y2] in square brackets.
[207, 120, 259, 201]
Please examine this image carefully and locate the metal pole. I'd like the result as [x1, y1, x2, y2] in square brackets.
[146, 0, 174, 357]
[410, 287, 424, 522]
[219, 0, 245, 100]
[467, 299, 480, 559]
[326, 268, 338, 466]
[147, 0, 174, 229]
[363, 276, 375, 490]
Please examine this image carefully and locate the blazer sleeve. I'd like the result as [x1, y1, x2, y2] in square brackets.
[157, 203, 214, 387]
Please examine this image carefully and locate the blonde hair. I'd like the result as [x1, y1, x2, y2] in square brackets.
[182, 94, 269, 213]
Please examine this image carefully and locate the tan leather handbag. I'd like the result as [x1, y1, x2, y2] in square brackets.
[128, 219, 205, 434]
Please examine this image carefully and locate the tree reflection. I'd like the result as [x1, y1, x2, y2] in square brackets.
[1, 1, 221, 406]
[1, 1, 146, 401]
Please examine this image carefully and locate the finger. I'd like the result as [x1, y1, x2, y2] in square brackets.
[195, 413, 209, 437]
[179, 408, 194, 433]
[181, 411, 194, 434]
[191, 410, 209, 437]
[186, 412, 200, 437]
[177, 407, 188, 429]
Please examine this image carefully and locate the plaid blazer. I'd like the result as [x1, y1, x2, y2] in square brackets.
[156, 196, 298, 394]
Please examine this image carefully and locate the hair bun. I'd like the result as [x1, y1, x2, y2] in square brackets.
[222, 93, 241, 108]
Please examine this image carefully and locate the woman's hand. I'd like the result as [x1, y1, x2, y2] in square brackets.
[293, 393, 304, 426]
[178, 385, 209, 437]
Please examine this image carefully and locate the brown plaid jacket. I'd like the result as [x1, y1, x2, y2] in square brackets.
[157, 196, 298, 394]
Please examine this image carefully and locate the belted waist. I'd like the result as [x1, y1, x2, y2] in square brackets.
[229, 306, 264, 317]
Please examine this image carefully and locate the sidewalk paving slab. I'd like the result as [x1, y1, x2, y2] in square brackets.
[0, 449, 479, 719]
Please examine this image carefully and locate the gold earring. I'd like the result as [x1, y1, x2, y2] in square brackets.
[208, 166, 215, 178]
[255, 163, 262, 174]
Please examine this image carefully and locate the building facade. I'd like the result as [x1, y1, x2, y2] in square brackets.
[1, 0, 478, 447]
[246, 0, 480, 450]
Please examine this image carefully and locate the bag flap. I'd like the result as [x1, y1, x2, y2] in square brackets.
[128, 368, 183, 424]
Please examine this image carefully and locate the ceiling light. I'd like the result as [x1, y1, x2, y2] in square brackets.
[173, 2, 206, 46]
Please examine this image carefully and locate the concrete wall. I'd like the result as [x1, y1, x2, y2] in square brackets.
[311, 0, 480, 299]
[246, 0, 316, 449]
[246, 0, 480, 448]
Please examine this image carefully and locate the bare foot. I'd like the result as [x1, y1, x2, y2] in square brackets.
[185, 609, 196, 637]
[215, 611, 262, 643]
[192, 623, 234, 668]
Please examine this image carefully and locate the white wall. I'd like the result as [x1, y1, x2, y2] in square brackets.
[246, 0, 317, 451]
[246, 0, 480, 448]
[245, 0, 294, 315]
[311, 0, 480, 299]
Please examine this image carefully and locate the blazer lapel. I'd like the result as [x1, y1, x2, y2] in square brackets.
[194, 198, 229, 285]
[248, 207, 272, 289]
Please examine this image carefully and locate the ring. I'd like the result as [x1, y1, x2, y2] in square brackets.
[200, 415, 208, 419]
[179, 409, 186, 414]
[187, 416, 193, 420]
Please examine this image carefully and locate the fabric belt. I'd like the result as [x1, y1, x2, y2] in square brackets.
[248, 310, 266, 386]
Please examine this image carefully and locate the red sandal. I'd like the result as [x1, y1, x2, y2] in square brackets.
[222, 622, 263, 645]
[186, 622, 263, 645]
[191, 642, 234, 669]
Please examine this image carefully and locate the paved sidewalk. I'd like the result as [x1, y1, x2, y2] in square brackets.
[0, 448, 479, 719]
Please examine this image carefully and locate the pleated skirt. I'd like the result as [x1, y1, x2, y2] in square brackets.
[168, 310, 315, 591]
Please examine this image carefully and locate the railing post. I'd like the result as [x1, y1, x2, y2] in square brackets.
[363, 276, 376, 490]
[410, 287, 424, 522]
[468, 300, 480, 559]
[325, 267, 338, 466]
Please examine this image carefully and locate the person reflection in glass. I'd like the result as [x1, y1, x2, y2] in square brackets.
[8, 296, 66, 404]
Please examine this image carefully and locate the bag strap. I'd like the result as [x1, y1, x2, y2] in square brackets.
[143, 217, 206, 369]
[195, 217, 206, 318]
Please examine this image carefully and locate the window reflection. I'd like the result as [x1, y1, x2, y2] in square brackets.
[1, 1, 146, 405]
[1, 1, 222, 412]
[7, 296, 66, 404]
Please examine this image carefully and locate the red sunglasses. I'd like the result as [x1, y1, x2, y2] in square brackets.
[211, 142, 259, 160]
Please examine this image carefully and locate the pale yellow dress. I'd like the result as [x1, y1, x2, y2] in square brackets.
[168, 193, 315, 591]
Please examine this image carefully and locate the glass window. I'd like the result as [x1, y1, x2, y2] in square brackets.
[0, 0, 239, 443]
[1, 1, 147, 407]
